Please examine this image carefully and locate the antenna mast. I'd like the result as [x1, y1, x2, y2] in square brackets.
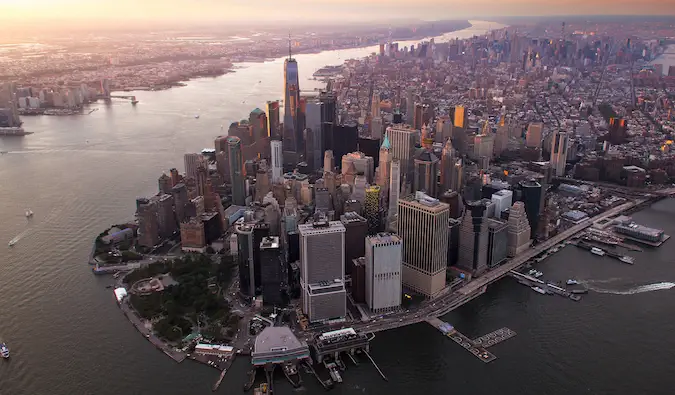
[288, 33, 292, 60]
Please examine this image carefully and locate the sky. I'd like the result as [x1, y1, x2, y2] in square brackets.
[0, 0, 673, 28]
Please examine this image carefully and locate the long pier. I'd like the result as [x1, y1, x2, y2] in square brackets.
[472, 328, 517, 348]
[426, 318, 498, 363]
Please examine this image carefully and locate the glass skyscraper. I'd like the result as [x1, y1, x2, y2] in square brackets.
[283, 56, 301, 155]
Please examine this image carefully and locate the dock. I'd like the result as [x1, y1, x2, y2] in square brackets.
[426, 318, 498, 363]
[212, 369, 227, 392]
[472, 327, 517, 348]
[362, 349, 388, 381]
[508, 270, 582, 301]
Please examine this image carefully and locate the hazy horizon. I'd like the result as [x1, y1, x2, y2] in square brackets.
[1, 0, 674, 30]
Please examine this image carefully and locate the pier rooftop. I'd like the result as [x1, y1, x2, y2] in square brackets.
[251, 326, 310, 366]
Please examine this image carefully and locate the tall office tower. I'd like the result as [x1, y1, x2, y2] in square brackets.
[342, 161, 357, 186]
[250, 108, 268, 140]
[357, 137, 380, 166]
[324, 150, 335, 172]
[371, 91, 381, 118]
[454, 105, 466, 129]
[387, 160, 401, 227]
[447, 218, 461, 266]
[526, 122, 543, 148]
[550, 131, 569, 177]
[413, 103, 427, 130]
[228, 121, 253, 146]
[196, 165, 208, 197]
[519, 179, 542, 239]
[298, 216, 347, 322]
[420, 125, 434, 150]
[341, 152, 375, 184]
[236, 223, 256, 297]
[259, 236, 285, 306]
[304, 128, 322, 172]
[385, 125, 417, 182]
[473, 133, 494, 169]
[352, 175, 368, 204]
[171, 183, 188, 223]
[332, 122, 359, 169]
[340, 211, 368, 275]
[491, 189, 513, 218]
[398, 192, 449, 298]
[184, 153, 204, 181]
[440, 189, 463, 219]
[494, 124, 509, 157]
[283, 49, 301, 156]
[457, 201, 489, 276]
[227, 136, 247, 206]
[315, 187, 332, 213]
[413, 151, 439, 197]
[156, 194, 176, 239]
[377, 134, 392, 195]
[439, 138, 457, 193]
[158, 173, 172, 195]
[371, 116, 383, 140]
[255, 168, 271, 202]
[169, 168, 181, 187]
[607, 117, 627, 145]
[364, 185, 382, 234]
[136, 198, 160, 249]
[507, 201, 531, 257]
[487, 219, 508, 268]
[266, 100, 281, 139]
[365, 233, 403, 312]
[270, 139, 283, 184]
[406, 89, 415, 123]
[319, 90, 337, 153]
[0, 82, 19, 127]
[305, 101, 324, 167]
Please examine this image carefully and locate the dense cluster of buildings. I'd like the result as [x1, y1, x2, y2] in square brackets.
[85, 19, 675, 326]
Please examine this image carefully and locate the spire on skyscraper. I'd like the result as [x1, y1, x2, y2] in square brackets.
[381, 132, 391, 150]
[288, 33, 292, 60]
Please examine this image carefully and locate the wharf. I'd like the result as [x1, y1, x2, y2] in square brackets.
[472, 328, 517, 348]
[426, 318, 497, 363]
[508, 271, 581, 301]
[0, 127, 31, 136]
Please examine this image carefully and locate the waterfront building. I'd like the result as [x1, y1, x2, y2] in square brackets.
[136, 197, 160, 249]
[487, 219, 508, 268]
[267, 100, 280, 139]
[385, 124, 417, 182]
[365, 233, 402, 313]
[397, 192, 449, 298]
[340, 211, 368, 275]
[250, 108, 268, 141]
[180, 218, 206, 252]
[156, 194, 176, 239]
[413, 150, 439, 197]
[171, 183, 189, 223]
[184, 153, 205, 181]
[227, 136, 246, 206]
[342, 152, 375, 184]
[526, 122, 543, 149]
[298, 216, 346, 323]
[260, 236, 286, 306]
[550, 130, 569, 177]
[457, 200, 490, 276]
[507, 201, 531, 257]
[158, 173, 172, 195]
[251, 326, 310, 367]
[364, 185, 382, 234]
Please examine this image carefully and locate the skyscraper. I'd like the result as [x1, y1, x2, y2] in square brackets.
[413, 150, 439, 197]
[283, 46, 301, 158]
[550, 131, 569, 176]
[371, 91, 381, 118]
[136, 198, 160, 249]
[184, 153, 205, 181]
[340, 211, 368, 274]
[453, 105, 466, 129]
[260, 236, 286, 306]
[249, 108, 268, 140]
[387, 159, 401, 228]
[507, 201, 531, 257]
[487, 219, 508, 268]
[457, 201, 490, 276]
[324, 150, 335, 172]
[270, 139, 283, 184]
[228, 136, 247, 206]
[342, 152, 375, 184]
[299, 216, 346, 322]
[519, 180, 542, 239]
[398, 192, 449, 298]
[526, 122, 543, 148]
[386, 125, 417, 182]
[377, 133, 392, 195]
[305, 100, 324, 170]
[607, 117, 627, 145]
[266, 100, 281, 139]
[365, 233, 402, 312]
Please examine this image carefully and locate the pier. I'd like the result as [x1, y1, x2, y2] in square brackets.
[472, 328, 517, 348]
[508, 270, 581, 301]
[426, 318, 498, 363]
[212, 369, 228, 392]
[362, 349, 388, 381]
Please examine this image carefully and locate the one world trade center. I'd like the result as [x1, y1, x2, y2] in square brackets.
[283, 38, 301, 163]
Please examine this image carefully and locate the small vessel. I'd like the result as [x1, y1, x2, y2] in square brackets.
[131, 99, 139, 105]
[619, 256, 635, 264]
[531, 286, 547, 295]
[8, 238, 17, 247]
[1, 343, 9, 358]
[194, 114, 200, 119]
[528, 269, 544, 278]
[0, 150, 8, 154]
[591, 247, 606, 256]
[566, 279, 578, 285]
[25, 208, 34, 218]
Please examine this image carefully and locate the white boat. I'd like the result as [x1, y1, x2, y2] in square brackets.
[566, 279, 578, 285]
[194, 115, 200, 119]
[25, 208, 34, 218]
[531, 286, 547, 295]
[8, 238, 17, 247]
[590, 247, 605, 256]
[1, 343, 9, 358]
[619, 256, 635, 264]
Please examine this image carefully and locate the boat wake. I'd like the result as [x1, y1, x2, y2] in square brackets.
[586, 282, 675, 295]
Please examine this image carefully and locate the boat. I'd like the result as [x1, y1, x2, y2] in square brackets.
[566, 279, 578, 285]
[194, 114, 200, 119]
[531, 286, 547, 295]
[282, 362, 302, 388]
[1, 343, 9, 358]
[528, 269, 544, 278]
[253, 383, 268, 395]
[591, 247, 606, 256]
[619, 256, 635, 264]
[25, 208, 34, 218]
[0, 150, 8, 154]
[8, 238, 18, 247]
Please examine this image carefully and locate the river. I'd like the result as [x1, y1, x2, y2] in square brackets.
[2, 19, 675, 395]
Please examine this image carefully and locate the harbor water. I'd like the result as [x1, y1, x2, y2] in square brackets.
[1, 20, 675, 394]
